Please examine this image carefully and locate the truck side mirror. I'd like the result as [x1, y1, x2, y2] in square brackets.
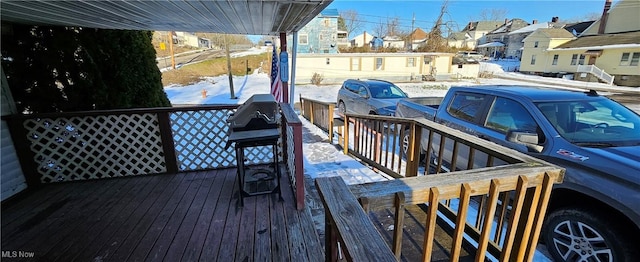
[506, 130, 543, 153]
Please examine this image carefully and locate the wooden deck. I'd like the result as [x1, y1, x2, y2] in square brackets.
[1, 168, 323, 262]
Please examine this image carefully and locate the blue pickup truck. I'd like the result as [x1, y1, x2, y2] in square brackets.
[395, 85, 640, 262]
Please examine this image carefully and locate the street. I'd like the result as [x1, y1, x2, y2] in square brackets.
[157, 49, 225, 69]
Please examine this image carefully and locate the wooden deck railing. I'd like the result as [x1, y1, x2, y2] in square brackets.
[299, 97, 341, 143]
[298, 100, 565, 261]
[4, 103, 306, 208]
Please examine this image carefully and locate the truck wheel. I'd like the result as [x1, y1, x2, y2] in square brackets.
[338, 101, 346, 116]
[401, 129, 424, 162]
[543, 207, 637, 262]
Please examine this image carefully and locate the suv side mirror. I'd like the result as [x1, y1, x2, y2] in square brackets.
[506, 130, 543, 153]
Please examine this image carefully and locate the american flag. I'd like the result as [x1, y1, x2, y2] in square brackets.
[270, 45, 283, 102]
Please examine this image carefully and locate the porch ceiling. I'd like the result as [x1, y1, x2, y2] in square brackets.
[0, 0, 333, 35]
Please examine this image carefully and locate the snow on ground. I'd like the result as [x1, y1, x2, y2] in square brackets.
[163, 58, 637, 261]
[230, 46, 271, 58]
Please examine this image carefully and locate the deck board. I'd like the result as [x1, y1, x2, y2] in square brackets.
[45, 175, 161, 261]
[64, 175, 165, 261]
[0, 168, 323, 262]
[181, 169, 230, 262]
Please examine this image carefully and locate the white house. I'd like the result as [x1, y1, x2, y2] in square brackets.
[350, 32, 375, 47]
[291, 53, 479, 84]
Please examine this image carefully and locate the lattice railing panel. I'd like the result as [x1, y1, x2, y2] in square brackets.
[286, 124, 296, 190]
[170, 109, 237, 170]
[23, 114, 166, 183]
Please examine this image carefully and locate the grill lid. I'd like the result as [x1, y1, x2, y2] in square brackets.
[228, 94, 279, 131]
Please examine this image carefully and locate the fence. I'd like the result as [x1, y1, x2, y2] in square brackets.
[299, 97, 564, 261]
[4, 103, 306, 208]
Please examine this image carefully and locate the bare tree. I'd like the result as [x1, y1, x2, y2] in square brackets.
[425, 0, 449, 52]
[386, 17, 401, 36]
[561, 12, 601, 23]
[468, 8, 509, 22]
[340, 10, 363, 38]
[373, 18, 386, 38]
[197, 33, 251, 48]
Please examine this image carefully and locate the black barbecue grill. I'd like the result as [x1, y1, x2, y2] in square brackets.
[225, 94, 281, 206]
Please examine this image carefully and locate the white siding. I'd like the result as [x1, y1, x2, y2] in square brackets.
[293, 53, 470, 84]
[1, 70, 27, 201]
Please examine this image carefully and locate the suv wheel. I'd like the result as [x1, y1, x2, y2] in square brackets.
[338, 101, 346, 116]
[543, 207, 637, 262]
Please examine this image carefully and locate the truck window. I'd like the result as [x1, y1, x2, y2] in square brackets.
[447, 93, 485, 122]
[485, 97, 539, 134]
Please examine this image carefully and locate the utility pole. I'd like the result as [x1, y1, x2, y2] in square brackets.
[409, 13, 415, 51]
[169, 31, 176, 69]
[224, 34, 237, 99]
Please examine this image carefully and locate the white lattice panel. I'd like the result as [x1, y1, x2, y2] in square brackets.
[170, 109, 236, 170]
[170, 109, 285, 171]
[24, 114, 166, 183]
[286, 125, 296, 191]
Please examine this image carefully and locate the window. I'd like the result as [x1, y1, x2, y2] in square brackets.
[323, 18, 330, 27]
[299, 34, 308, 45]
[345, 83, 359, 93]
[447, 93, 486, 123]
[326, 58, 330, 65]
[534, 41, 539, 48]
[350, 57, 361, 71]
[375, 57, 384, 70]
[486, 98, 539, 134]
[407, 57, 416, 67]
[530, 55, 537, 65]
[570, 54, 578, 65]
[578, 54, 586, 65]
[620, 52, 630, 65]
[631, 53, 640, 66]
[618, 52, 640, 66]
[358, 86, 368, 97]
[552, 54, 559, 65]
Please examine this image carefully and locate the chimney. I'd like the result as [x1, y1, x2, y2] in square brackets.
[598, 0, 612, 34]
[363, 31, 367, 46]
[551, 17, 559, 23]
[533, 20, 538, 24]
[504, 18, 508, 24]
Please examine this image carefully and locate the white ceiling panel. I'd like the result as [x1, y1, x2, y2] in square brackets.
[0, 0, 333, 35]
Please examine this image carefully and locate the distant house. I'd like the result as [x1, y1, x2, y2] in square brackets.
[370, 37, 384, 50]
[408, 28, 428, 50]
[447, 21, 503, 50]
[292, 52, 479, 84]
[519, 0, 640, 87]
[351, 32, 375, 47]
[174, 32, 211, 48]
[477, 19, 530, 58]
[382, 35, 405, 49]
[563, 20, 596, 36]
[288, 8, 340, 53]
[447, 32, 474, 49]
[337, 30, 350, 48]
[506, 21, 554, 59]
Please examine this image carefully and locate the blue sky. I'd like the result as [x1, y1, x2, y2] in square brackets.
[326, 0, 613, 37]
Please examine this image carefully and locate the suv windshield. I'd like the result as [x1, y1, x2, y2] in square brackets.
[536, 99, 640, 147]
[368, 83, 408, 99]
